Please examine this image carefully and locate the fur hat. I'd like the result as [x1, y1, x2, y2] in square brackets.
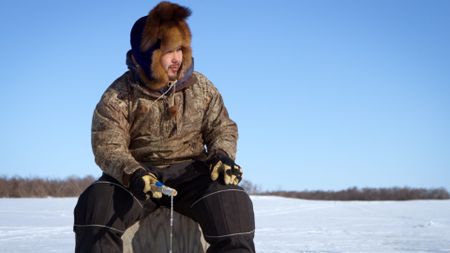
[130, 1, 192, 90]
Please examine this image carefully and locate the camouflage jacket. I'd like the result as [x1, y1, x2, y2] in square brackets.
[91, 70, 238, 186]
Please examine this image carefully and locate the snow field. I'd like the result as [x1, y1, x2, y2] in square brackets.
[1, 196, 450, 252]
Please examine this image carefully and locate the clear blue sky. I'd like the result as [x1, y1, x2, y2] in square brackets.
[1, 0, 449, 191]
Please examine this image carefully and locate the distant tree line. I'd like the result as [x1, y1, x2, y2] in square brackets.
[240, 180, 450, 201]
[1, 177, 449, 200]
[0, 176, 95, 197]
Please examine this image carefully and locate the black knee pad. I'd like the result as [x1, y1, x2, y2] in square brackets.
[190, 184, 255, 243]
[74, 226, 123, 253]
[73, 179, 149, 233]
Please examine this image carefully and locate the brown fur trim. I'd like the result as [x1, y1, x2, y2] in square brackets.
[138, 2, 193, 90]
[149, 49, 169, 90]
[141, 2, 191, 52]
[178, 46, 192, 81]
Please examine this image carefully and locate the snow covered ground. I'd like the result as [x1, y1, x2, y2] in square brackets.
[253, 196, 450, 253]
[0, 196, 449, 252]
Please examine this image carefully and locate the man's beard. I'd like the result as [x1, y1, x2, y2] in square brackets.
[168, 65, 180, 81]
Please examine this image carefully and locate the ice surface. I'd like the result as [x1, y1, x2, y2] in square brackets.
[0, 198, 75, 253]
[253, 196, 450, 252]
[1, 196, 449, 252]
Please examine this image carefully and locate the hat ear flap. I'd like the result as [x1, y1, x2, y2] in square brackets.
[149, 49, 169, 89]
[179, 46, 192, 80]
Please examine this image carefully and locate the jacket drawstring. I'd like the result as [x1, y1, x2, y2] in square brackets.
[168, 81, 177, 118]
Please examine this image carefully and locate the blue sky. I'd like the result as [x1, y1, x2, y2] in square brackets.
[1, 0, 449, 191]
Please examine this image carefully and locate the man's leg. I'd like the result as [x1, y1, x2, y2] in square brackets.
[73, 174, 157, 253]
[191, 182, 255, 253]
[160, 161, 256, 253]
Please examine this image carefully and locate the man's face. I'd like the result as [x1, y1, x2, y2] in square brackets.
[160, 47, 183, 81]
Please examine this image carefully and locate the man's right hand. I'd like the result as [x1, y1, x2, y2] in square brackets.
[129, 169, 162, 200]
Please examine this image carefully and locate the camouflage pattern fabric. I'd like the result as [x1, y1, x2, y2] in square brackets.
[91, 71, 238, 185]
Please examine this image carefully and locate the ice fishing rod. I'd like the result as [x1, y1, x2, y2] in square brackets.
[153, 181, 177, 253]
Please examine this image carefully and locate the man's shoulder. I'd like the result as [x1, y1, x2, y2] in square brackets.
[100, 72, 132, 102]
[109, 71, 131, 90]
[192, 71, 209, 85]
[191, 71, 219, 93]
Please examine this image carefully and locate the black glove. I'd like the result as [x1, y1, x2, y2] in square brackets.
[129, 169, 162, 200]
[208, 153, 243, 185]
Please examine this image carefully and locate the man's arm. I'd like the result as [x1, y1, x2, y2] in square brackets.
[201, 82, 238, 160]
[91, 82, 142, 186]
[200, 79, 242, 185]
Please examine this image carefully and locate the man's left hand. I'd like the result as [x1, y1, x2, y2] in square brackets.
[209, 153, 243, 185]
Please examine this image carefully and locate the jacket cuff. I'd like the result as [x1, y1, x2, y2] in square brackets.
[122, 167, 159, 188]
[122, 167, 145, 188]
[209, 149, 232, 160]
